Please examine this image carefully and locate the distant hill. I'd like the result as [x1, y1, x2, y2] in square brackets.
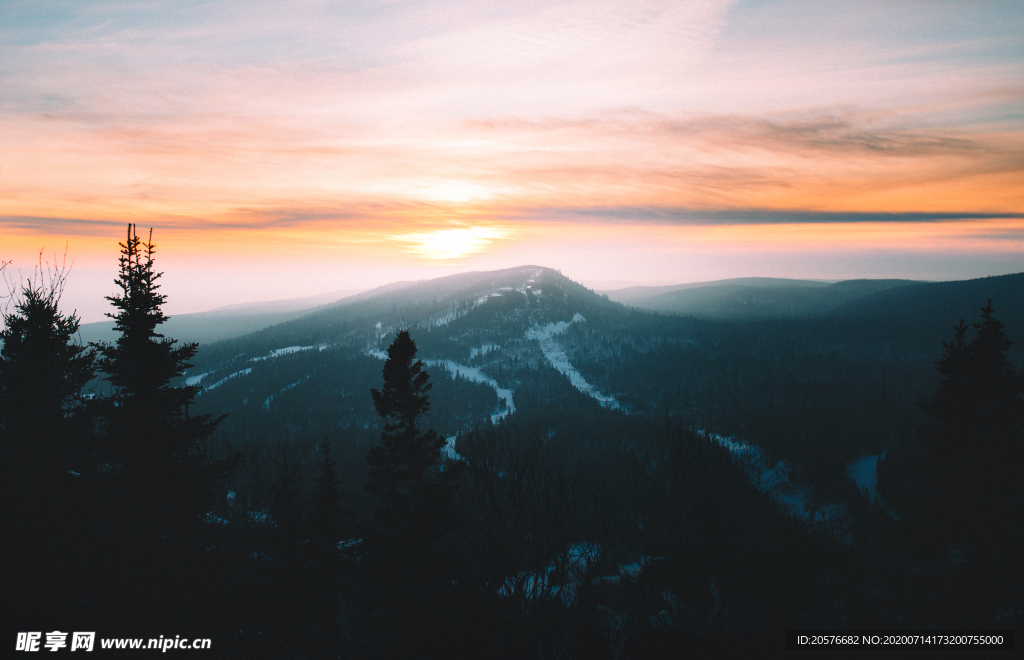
[76, 310, 311, 346]
[829, 272, 1024, 353]
[603, 277, 831, 304]
[605, 278, 918, 319]
[195, 265, 633, 362]
[205, 288, 364, 315]
[76, 287, 366, 345]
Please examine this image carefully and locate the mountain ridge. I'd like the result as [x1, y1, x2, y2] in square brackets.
[602, 276, 835, 303]
[182, 264, 1023, 527]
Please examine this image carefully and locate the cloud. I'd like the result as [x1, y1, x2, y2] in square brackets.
[466, 108, 1017, 159]
[0, 215, 125, 235]
[1, 0, 1022, 252]
[672, 114, 987, 157]
[514, 207, 1024, 225]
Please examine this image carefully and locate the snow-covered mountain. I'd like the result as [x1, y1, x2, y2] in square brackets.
[185, 266, 1024, 517]
[188, 266, 653, 444]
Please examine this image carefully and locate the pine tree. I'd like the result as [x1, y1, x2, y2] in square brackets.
[360, 330, 463, 656]
[93, 224, 223, 543]
[310, 438, 350, 547]
[270, 457, 304, 555]
[0, 270, 95, 467]
[916, 300, 1023, 563]
[266, 455, 310, 653]
[366, 330, 454, 529]
[309, 439, 351, 660]
[88, 225, 232, 634]
[0, 263, 96, 627]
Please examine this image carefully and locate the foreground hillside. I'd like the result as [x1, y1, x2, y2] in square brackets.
[8, 252, 1019, 656]
[177, 265, 1023, 653]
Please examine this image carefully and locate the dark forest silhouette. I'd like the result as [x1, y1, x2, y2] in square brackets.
[1, 228, 1020, 657]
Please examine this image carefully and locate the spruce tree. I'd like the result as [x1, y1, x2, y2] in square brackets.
[93, 224, 223, 543]
[266, 456, 309, 654]
[916, 301, 1023, 567]
[0, 266, 96, 627]
[361, 330, 462, 656]
[310, 438, 350, 547]
[309, 439, 350, 660]
[270, 457, 304, 555]
[90, 225, 230, 632]
[0, 272, 95, 467]
[366, 330, 448, 521]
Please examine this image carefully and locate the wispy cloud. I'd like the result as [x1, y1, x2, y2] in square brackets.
[4, 105, 1020, 226]
[1, 0, 1022, 299]
[512, 208, 1024, 226]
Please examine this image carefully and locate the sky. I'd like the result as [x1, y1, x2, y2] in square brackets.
[2, 0, 1022, 322]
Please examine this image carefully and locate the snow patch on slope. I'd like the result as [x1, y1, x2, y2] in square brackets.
[205, 368, 252, 391]
[185, 372, 208, 386]
[442, 435, 463, 462]
[428, 359, 515, 424]
[846, 453, 898, 517]
[847, 454, 880, 501]
[263, 375, 312, 410]
[470, 344, 497, 359]
[250, 345, 320, 362]
[365, 349, 515, 424]
[526, 314, 619, 409]
[712, 432, 845, 523]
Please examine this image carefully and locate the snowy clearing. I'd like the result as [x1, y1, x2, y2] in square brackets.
[262, 375, 312, 410]
[711, 432, 845, 523]
[366, 349, 515, 424]
[205, 368, 252, 391]
[469, 344, 498, 359]
[442, 435, 463, 462]
[525, 314, 619, 409]
[185, 372, 208, 386]
[427, 359, 515, 424]
[847, 454, 880, 501]
[250, 345, 321, 362]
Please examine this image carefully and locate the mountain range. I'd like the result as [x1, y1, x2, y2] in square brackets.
[177, 266, 1023, 513]
[603, 277, 920, 319]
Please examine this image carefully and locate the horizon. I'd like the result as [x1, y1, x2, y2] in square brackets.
[5, 248, 1024, 325]
[65, 263, 1024, 328]
[3, 0, 1023, 323]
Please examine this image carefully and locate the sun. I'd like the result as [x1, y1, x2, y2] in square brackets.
[394, 226, 510, 260]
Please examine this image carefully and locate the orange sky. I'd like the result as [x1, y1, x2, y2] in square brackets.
[2, 0, 1022, 322]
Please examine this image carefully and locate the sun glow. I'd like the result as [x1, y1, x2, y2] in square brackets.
[419, 182, 491, 203]
[394, 226, 511, 260]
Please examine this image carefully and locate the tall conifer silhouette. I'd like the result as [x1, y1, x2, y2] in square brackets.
[92, 226, 228, 631]
[311, 438, 350, 546]
[0, 266, 95, 468]
[366, 330, 448, 520]
[309, 439, 350, 660]
[361, 330, 462, 657]
[0, 262, 96, 627]
[916, 300, 1023, 575]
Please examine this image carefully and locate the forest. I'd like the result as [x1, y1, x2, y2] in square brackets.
[2, 226, 1021, 658]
